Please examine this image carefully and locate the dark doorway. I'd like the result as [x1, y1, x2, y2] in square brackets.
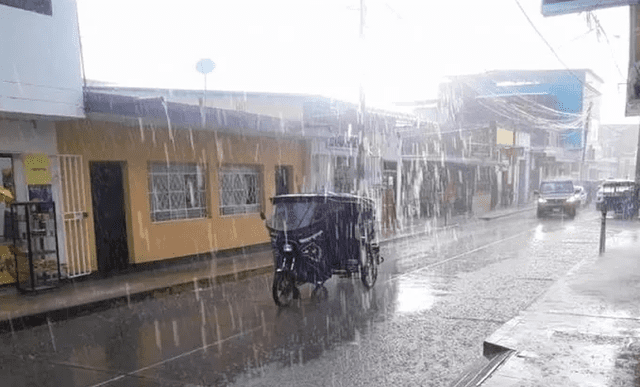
[275, 166, 292, 195]
[90, 162, 129, 275]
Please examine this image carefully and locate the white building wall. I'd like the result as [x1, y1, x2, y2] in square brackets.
[0, 119, 57, 155]
[0, 0, 84, 118]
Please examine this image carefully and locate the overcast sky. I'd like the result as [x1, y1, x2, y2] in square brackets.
[77, 0, 636, 123]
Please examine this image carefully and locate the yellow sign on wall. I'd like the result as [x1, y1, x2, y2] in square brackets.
[24, 154, 52, 184]
[496, 128, 514, 146]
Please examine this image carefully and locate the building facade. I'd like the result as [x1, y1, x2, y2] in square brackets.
[435, 69, 601, 213]
[0, 0, 85, 285]
[55, 92, 309, 276]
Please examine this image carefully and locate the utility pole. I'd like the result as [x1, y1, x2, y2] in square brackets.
[356, 0, 366, 195]
[635, 119, 640, 183]
[580, 102, 592, 182]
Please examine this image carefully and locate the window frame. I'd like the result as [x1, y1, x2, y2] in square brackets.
[218, 165, 263, 217]
[148, 161, 208, 223]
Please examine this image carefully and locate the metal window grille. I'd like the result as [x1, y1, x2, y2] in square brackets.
[149, 163, 207, 222]
[219, 166, 261, 216]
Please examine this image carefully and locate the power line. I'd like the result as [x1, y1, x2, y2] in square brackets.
[587, 12, 625, 79]
[513, 0, 599, 95]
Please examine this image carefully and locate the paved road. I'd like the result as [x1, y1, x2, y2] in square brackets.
[0, 208, 615, 386]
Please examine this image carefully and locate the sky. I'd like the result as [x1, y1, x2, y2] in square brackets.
[76, 0, 637, 123]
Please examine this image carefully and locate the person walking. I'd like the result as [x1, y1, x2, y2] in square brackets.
[383, 177, 397, 233]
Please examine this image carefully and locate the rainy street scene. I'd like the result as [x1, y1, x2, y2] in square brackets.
[3, 0, 640, 386]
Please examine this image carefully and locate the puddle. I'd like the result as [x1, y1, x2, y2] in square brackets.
[394, 274, 447, 314]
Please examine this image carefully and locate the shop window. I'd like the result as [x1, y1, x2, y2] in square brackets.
[219, 166, 262, 216]
[148, 162, 207, 222]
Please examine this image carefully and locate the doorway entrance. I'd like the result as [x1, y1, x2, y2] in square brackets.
[275, 165, 292, 195]
[90, 162, 129, 275]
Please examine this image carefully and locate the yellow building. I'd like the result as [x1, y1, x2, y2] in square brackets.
[55, 92, 308, 276]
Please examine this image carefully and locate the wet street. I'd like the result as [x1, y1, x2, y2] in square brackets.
[0, 208, 620, 386]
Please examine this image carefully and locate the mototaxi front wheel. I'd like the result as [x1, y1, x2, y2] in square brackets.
[272, 272, 295, 307]
[360, 245, 378, 289]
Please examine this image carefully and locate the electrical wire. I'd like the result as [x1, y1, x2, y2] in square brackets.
[439, 76, 592, 134]
[587, 12, 625, 79]
[513, 0, 600, 96]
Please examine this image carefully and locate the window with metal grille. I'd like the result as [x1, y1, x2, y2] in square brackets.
[219, 166, 262, 216]
[148, 163, 207, 222]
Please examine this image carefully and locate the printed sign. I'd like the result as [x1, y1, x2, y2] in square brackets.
[24, 154, 52, 185]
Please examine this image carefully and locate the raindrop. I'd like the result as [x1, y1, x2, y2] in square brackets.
[194, 278, 200, 301]
[253, 344, 260, 370]
[164, 143, 170, 167]
[160, 97, 174, 145]
[228, 300, 236, 330]
[353, 328, 360, 346]
[261, 310, 267, 337]
[189, 127, 195, 152]
[200, 299, 206, 326]
[137, 117, 145, 143]
[201, 325, 207, 354]
[8, 312, 15, 339]
[232, 257, 239, 282]
[47, 317, 56, 352]
[216, 327, 222, 353]
[154, 320, 162, 351]
[125, 282, 131, 309]
[172, 320, 180, 347]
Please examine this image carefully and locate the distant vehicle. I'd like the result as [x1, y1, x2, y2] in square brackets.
[597, 179, 639, 219]
[535, 180, 578, 219]
[573, 185, 588, 207]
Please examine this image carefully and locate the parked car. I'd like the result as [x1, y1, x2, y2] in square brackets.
[535, 179, 579, 219]
[573, 185, 588, 207]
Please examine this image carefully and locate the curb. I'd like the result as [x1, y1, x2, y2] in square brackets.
[478, 206, 535, 221]
[451, 348, 516, 387]
[0, 264, 273, 334]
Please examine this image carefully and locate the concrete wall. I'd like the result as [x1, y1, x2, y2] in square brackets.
[0, 0, 84, 117]
[56, 120, 308, 268]
[0, 119, 58, 155]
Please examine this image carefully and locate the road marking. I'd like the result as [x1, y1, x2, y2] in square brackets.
[87, 326, 262, 387]
[443, 316, 507, 324]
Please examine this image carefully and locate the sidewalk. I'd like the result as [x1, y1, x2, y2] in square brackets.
[477, 221, 640, 386]
[0, 204, 534, 332]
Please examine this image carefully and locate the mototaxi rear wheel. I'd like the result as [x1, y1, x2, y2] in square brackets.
[360, 245, 378, 289]
[272, 271, 295, 307]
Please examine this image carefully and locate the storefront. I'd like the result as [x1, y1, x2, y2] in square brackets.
[0, 118, 67, 286]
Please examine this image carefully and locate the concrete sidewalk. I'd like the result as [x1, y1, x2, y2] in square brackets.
[479, 222, 640, 386]
[0, 204, 534, 332]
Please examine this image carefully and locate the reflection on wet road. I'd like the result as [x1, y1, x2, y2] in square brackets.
[0, 209, 615, 386]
